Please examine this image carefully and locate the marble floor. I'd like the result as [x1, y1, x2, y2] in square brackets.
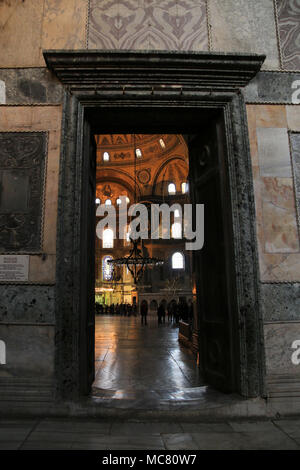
[1, 417, 300, 449]
[93, 314, 204, 393]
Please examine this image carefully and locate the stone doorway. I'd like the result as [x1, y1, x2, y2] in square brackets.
[44, 50, 266, 402]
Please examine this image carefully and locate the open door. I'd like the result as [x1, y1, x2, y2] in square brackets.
[79, 119, 96, 395]
[188, 116, 237, 393]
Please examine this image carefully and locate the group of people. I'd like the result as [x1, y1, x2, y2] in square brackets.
[140, 298, 193, 326]
[96, 299, 194, 327]
[95, 302, 137, 316]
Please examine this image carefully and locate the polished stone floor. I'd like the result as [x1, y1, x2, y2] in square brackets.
[1, 417, 300, 449]
[93, 314, 204, 393]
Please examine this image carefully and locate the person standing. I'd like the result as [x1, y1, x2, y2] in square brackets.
[140, 301, 148, 325]
[157, 302, 165, 325]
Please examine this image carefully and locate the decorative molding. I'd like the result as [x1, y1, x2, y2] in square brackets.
[43, 50, 265, 94]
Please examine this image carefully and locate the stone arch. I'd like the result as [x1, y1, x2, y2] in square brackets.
[153, 156, 188, 195]
[150, 299, 158, 310]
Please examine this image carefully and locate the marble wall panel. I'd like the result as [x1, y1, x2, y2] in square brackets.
[0, 0, 44, 67]
[0, 69, 63, 105]
[209, 0, 280, 70]
[257, 127, 291, 177]
[254, 105, 287, 128]
[260, 252, 300, 282]
[0, 81, 5, 104]
[243, 72, 300, 104]
[262, 177, 299, 253]
[276, 0, 300, 71]
[0, 285, 55, 323]
[247, 104, 300, 282]
[0, 325, 54, 378]
[264, 322, 300, 375]
[0, 106, 62, 283]
[29, 255, 56, 284]
[88, 0, 208, 51]
[261, 283, 300, 321]
[287, 106, 300, 132]
[290, 132, 300, 231]
[42, 0, 87, 51]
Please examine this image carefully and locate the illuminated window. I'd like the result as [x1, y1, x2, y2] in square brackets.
[95, 198, 100, 204]
[102, 256, 113, 281]
[174, 209, 180, 218]
[135, 148, 142, 158]
[103, 228, 114, 248]
[116, 198, 121, 205]
[171, 222, 182, 239]
[168, 183, 176, 195]
[181, 182, 188, 194]
[105, 199, 112, 206]
[124, 225, 131, 246]
[126, 196, 130, 203]
[172, 252, 184, 269]
[103, 152, 110, 161]
[159, 138, 166, 149]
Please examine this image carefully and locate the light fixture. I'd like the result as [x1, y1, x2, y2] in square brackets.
[108, 134, 164, 284]
[108, 237, 163, 284]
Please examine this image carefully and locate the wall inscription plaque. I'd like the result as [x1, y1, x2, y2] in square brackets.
[0, 255, 29, 281]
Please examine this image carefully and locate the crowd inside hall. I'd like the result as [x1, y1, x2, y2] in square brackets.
[95, 298, 193, 325]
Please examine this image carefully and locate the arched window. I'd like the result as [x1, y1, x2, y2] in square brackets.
[159, 138, 166, 149]
[135, 148, 142, 158]
[103, 152, 110, 161]
[105, 199, 112, 206]
[168, 183, 176, 195]
[102, 256, 113, 281]
[103, 228, 114, 248]
[172, 252, 184, 269]
[116, 198, 121, 205]
[124, 225, 131, 246]
[95, 198, 100, 204]
[181, 182, 188, 194]
[171, 222, 182, 239]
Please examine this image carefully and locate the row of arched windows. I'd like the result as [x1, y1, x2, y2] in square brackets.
[95, 183, 188, 205]
[102, 149, 143, 162]
[101, 138, 167, 163]
[95, 196, 130, 205]
[101, 222, 183, 249]
[168, 182, 188, 194]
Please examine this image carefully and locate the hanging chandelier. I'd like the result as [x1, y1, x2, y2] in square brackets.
[107, 134, 164, 284]
[108, 237, 164, 284]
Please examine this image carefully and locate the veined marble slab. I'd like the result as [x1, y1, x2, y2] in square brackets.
[257, 127, 291, 177]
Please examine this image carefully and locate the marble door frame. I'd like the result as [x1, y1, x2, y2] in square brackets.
[44, 50, 266, 400]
